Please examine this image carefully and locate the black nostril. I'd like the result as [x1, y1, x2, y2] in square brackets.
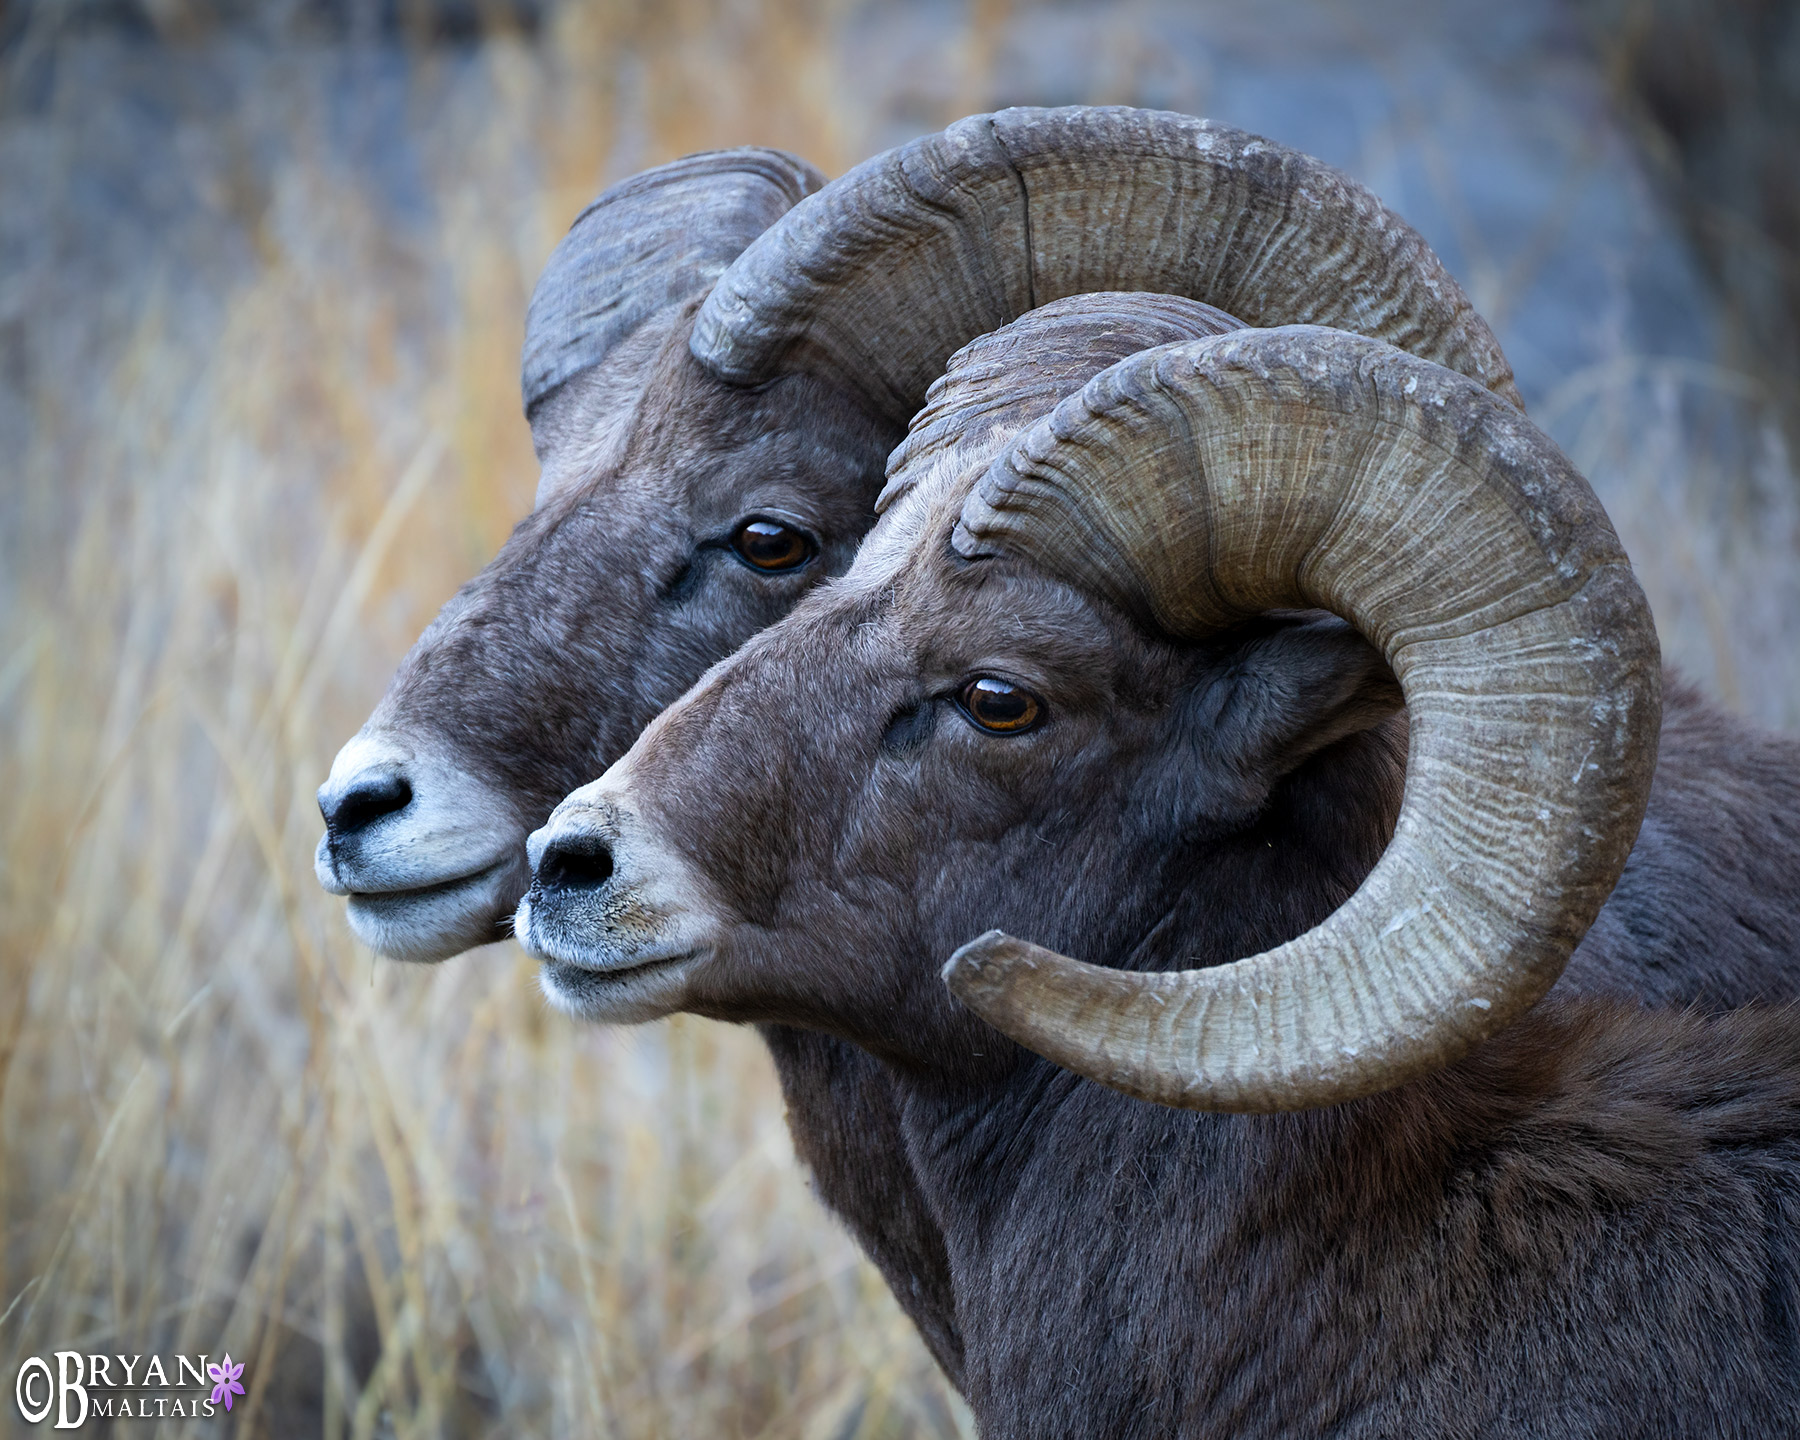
[537, 835, 615, 895]
[326, 774, 413, 837]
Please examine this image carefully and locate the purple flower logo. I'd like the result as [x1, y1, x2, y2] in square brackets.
[207, 1354, 245, 1412]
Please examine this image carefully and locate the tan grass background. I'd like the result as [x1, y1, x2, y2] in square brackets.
[2, 6, 974, 1435]
[3, 1, 1797, 1436]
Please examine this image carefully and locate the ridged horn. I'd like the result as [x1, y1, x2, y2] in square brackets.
[692, 107, 1519, 426]
[943, 326, 1661, 1113]
[522, 147, 824, 420]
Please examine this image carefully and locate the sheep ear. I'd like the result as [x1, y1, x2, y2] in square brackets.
[525, 311, 679, 507]
[1192, 612, 1404, 788]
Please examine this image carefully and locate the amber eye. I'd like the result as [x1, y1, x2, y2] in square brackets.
[730, 518, 815, 572]
[957, 676, 1043, 734]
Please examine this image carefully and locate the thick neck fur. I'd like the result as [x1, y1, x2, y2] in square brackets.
[892, 994, 1800, 1438]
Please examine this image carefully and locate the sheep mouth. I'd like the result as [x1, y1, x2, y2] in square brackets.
[344, 857, 514, 905]
[341, 855, 532, 963]
[537, 949, 702, 1022]
[544, 949, 694, 982]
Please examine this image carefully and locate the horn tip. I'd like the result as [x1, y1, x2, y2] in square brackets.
[943, 930, 1040, 1004]
[949, 518, 1000, 561]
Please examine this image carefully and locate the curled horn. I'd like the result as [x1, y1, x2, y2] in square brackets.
[522, 147, 824, 421]
[942, 326, 1660, 1113]
[692, 107, 1520, 426]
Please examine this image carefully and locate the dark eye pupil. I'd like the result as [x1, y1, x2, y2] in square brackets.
[961, 677, 1041, 733]
[733, 520, 812, 571]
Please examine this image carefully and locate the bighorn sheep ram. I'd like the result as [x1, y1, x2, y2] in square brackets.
[316, 111, 1800, 1384]
[317, 109, 1548, 1374]
[517, 309, 1800, 1435]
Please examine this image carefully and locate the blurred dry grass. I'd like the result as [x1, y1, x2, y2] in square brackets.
[0, 3, 973, 1435]
[4, 2, 1800, 1437]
